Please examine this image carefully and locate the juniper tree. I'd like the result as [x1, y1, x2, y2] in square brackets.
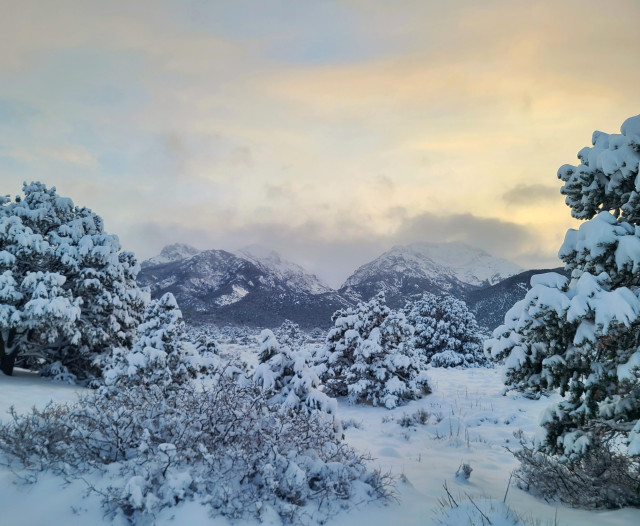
[253, 329, 338, 418]
[485, 115, 640, 465]
[102, 293, 214, 390]
[0, 182, 146, 381]
[404, 293, 485, 368]
[316, 292, 429, 409]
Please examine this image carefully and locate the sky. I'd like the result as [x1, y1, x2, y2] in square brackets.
[0, 0, 639, 287]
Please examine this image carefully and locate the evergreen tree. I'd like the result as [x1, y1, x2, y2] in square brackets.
[0, 182, 146, 381]
[274, 319, 305, 349]
[253, 329, 337, 416]
[103, 293, 213, 390]
[486, 115, 640, 461]
[316, 292, 429, 409]
[404, 293, 485, 368]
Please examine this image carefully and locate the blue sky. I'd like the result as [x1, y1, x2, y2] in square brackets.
[1, 0, 639, 285]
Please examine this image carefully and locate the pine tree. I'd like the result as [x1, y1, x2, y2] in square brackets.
[253, 329, 338, 417]
[103, 293, 213, 390]
[316, 292, 429, 409]
[486, 115, 640, 462]
[274, 319, 305, 349]
[0, 182, 146, 381]
[404, 293, 485, 368]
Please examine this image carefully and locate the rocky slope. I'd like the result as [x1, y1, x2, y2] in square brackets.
[137, 245, 349, 328]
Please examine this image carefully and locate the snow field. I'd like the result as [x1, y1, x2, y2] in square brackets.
[1, 359, 639, 525]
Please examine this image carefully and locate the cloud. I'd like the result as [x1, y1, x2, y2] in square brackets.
[502, 184, 559, 206]
[394, 212, 536, 257]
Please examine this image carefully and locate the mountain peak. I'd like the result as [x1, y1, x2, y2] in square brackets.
[235, 245, 332, 295]
[142, 243, 201, 268]
[340, 241, 523, 307]
[159, 243, 200, 258]
[388, 242, 522, 287]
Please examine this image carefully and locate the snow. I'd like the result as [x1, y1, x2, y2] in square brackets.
[1, 363, 638, 525]
[216, 283, 250, 306]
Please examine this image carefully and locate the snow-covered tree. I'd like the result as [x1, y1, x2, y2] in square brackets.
[404, 293, 485, 368]
[103, 293, 215, 390]
[274, 319, 305, 349]
[316, 292, 430, 409]
[253, 329, 338, 419]
[485, 115, 640, 467]
[0, 182, 146, 381]
[185, 323, 220, 360]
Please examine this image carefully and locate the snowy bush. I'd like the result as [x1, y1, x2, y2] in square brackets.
[513, 433, 640, 508]
[185, 323, 220, 357]
[485, 114, 640, 505]
[316, 292, 430, 409]
[253, 329, 338, 422]
[219, 325, 256, 345]
[0, 374, 392, 524]
[309, 327, 326, 343]
[0, 182, 146, 382]
[404, 293, 486, 368]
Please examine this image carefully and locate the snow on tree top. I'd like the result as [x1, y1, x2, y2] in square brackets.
[621, 114, 640, 142]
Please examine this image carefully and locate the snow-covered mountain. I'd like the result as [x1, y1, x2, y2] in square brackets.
[141, 243, 201, 268]
[137, 246, 348, 327]
[138, 241, 527, 328]
[340, 242, 522, 308]
[235, 245, 332, 295]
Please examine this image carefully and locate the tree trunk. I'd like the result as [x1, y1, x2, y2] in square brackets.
[0, 350, 16, 376]
[0, 331, 17, 376]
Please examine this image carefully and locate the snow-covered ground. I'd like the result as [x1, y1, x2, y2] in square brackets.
[1, 361, 639, 525]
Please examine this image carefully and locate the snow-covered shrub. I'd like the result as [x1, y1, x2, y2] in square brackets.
[0, 182, 146, 381]
[485, 114, 640, 505]
[253, 329, 338, 420]
[395, 408, 431, 428]
[0, 376, 392, 523]
[185, 323, 220, 357]
[219, 325, 255, 345]
[309, 327, 326, 342]
[274, 319, 306, 348]
[513, 433, 640, 508]
[404, 293, 485, 368]
[102, 293, 217, 390]
[316, 292, 430, 409]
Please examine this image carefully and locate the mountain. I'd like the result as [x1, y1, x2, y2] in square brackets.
[465, 267, 569, 331]
[137, 246, 349, 328]
[339, 242, 522, 308]
[138, 241, 536, 330]
[141, 243, 201, 268]
[235, 245, 332, 295]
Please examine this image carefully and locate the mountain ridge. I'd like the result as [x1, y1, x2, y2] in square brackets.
[138, 241, 543, 329]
